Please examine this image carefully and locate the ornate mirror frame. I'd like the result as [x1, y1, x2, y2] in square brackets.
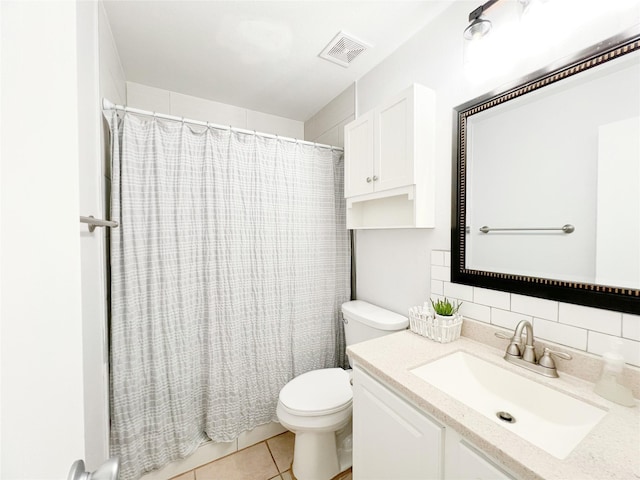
[452, 30, 640, 315]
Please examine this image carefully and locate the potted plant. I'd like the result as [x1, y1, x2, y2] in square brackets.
[430, 297, 462, 322]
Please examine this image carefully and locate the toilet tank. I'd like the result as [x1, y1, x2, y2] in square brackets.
[341, 300, 408, 349]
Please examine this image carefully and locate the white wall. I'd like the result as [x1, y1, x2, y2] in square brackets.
[348, 2, 640, 318]
[300, 3, 640, 333]
[126, 82, 304, 139]
[304, 83, 355, 148]
[1, 2, 85, 478]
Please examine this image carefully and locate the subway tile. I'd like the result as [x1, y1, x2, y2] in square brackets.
[431, 250, 445, 266]
[473, 287, 510, 310]
[533, 318, 587, 350]
[443, 282, 474, 302]
[587, 332, 640, 367]
[459, 302, 491, 323]
[431, 265, 451, 282]
[431, 279, 443, 296]
[491, 308, 532, 331]
[559, 303, 621, 336]
[443, 251, 451, 267]
[622, 314, 640, 341]
[511, 294, 558, 322]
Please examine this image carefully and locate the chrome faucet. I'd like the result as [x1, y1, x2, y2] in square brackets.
[496, 320, 572, 378]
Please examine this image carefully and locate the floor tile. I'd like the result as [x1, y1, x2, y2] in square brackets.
[333, 468, 352, 480]
[281, 471, 293, 480]
[267, 476, 282, 480]
[195, 443, 279, 480]
[266, 431, 295, 472]
[171, 471, 195, 480]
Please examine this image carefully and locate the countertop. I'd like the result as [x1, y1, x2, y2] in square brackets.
[347, 330, 640, 480]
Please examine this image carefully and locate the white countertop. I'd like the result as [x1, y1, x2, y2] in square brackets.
[347, 330, 640, 480]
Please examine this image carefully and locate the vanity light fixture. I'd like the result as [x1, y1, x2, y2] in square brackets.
[464, 0, 500, 41]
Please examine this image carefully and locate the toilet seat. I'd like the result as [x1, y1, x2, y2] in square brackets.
[279, 368, 352, 416]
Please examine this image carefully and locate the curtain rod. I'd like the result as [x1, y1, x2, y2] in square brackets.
[102, 99, 344, 152]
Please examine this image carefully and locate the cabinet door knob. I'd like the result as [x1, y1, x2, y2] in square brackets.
[373, 175, 378, 181]
[366, 177, 372, 183]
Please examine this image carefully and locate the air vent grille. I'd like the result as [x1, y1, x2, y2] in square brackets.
[319, 31, 370, 68]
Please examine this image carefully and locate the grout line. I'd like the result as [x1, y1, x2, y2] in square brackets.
[264, 439, 282, 473]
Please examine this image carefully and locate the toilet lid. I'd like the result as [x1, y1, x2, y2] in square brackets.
[279, 368, 352, 416]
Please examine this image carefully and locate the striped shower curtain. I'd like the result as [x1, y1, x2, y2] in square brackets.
[107, 112, 350, 480]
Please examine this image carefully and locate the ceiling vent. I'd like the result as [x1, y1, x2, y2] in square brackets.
[319, 31, 370, 68]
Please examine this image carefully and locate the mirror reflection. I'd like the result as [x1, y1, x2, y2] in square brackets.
[453, 33, 640, 314]
[465, 50, 639, 289]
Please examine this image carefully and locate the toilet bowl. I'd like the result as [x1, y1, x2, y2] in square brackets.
[276, 368, 352, 480]
[276, 300, 408, 480]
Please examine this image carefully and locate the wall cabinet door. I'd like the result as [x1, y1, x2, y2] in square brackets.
[343, 84, 435, 228]
[353, 367, 444, 480]
[375, 92, 414, 192]
[344, 110, 375, 197]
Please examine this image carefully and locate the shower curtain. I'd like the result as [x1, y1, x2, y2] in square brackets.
[107, 112, 350, 480]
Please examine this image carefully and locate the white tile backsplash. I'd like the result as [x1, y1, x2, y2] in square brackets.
[431, 250, 445, 266]
[474, 287, 510, 310]
[491, 308, 532, 330]
[431, 265, 451, 282]
[559, 303, 621, 336]
[622, 314, 640, 341]
[459, 302, 491, 323]
[429, 249, 637, 366]
[443, 282, 474, 302]
[587, 332, 640, 367]
[533, 318, 588, 350]
[511, 294, 558, 322]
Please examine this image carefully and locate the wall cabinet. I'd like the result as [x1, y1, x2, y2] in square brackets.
[344, 84, 435, 229]
[352, 366, 516, 480]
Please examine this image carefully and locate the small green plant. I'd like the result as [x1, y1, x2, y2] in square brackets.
[430, 297, 462, 316]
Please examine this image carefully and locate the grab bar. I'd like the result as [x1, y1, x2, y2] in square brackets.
[80, 215, 119, 233]
[479, 224, 575, 234]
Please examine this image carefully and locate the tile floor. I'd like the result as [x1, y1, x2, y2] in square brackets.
[169, 431, 352, 480]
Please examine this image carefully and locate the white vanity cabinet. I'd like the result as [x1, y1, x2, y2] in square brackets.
[352, 366, 516, 480]
[344, 84, 435, 229]
[352, 366, 444, 479]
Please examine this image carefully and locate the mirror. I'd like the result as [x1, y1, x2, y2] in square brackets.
[452, 30, 640, 315]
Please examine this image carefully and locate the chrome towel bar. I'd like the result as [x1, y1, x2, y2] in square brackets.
[479, 224, 575, 234]
[80, 215, 119, 232]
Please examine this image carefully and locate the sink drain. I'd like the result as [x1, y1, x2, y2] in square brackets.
[496, 411, 516, 423]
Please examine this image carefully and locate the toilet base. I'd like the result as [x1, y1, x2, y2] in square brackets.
[292, 422, 352, 480]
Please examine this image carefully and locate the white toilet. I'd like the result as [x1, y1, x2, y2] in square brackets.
[276, 300, 408, 480]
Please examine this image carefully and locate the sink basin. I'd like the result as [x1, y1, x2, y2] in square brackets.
[410, 351, 607, 459]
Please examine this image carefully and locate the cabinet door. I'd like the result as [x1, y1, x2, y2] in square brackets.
[375, 92, 414, 192]
[353, 367, 444, 480]
[344, 111, 374, 197]
[450, 441, 514, 480]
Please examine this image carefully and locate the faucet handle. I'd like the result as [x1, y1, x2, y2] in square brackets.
[494, 331, 511, 340]
[494, 331, 522, 357]
[538, 347, 572, 370]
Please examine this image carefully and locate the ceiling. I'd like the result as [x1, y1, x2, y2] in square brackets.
[102, 1, 456, 121]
